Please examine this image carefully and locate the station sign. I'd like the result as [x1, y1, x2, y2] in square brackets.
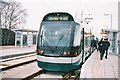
[100, 32, 106, 34]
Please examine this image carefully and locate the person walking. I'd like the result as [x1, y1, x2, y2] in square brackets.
[98, 38, 105, 60]
[104, 38, 110, 59]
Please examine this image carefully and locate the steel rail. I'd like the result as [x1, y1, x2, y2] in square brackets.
[1, 59, 36, 71]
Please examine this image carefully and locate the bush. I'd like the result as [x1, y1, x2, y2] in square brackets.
[1, 28, 15, 46]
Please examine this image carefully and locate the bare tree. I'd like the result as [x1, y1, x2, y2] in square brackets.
[0, 0, 27, 45]
[0, 0, 27, 30]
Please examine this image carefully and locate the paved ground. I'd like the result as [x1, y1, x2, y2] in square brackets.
[80, 50, 119, 79]
[0, 45, 36, 57]
[0, 46, 16, 50]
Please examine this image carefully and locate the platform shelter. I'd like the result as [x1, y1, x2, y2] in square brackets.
[14, 29, 38, 48]
[101, 29, 119, 54]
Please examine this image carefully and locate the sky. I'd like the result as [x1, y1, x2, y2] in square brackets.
[15, 0, 119, 37]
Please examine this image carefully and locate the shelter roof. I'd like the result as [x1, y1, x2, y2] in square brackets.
[102, 29, 119, 33]
[14, 29, 38, 32]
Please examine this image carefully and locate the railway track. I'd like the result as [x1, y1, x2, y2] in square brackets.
[61, 69, 81, 80]
[1, 51, 92, 80]
[1, 54, 36, 71]
[2, 61, 43, 79]
[22, 70, 45, 80]
[1, 52, 35, 62]
[0, 53, 48, 80]
[1, 53, 46, 80]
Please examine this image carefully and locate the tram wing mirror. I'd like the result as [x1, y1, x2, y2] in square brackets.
[75, 22, 80, 26]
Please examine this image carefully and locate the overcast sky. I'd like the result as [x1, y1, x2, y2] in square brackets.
[15, 0, 119, 37]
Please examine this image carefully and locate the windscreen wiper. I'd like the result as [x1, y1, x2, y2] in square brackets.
[55, 35, 63, 51]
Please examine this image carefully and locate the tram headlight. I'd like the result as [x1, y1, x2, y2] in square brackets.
[66, 52, 70, 55]
[36, 49, 43, 55]
[64, 51, 78, 56]
[64, 52, 66, 55]
[64, 52, 71, 55]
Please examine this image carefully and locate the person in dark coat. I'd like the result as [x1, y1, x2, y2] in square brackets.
[98, 38, 105, 60]
[91, 35, 97, 52]
[104, 38, 110, 59]
[98, 38, 103, 51]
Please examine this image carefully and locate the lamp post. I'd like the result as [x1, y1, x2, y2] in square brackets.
[104, 14, 112, 29]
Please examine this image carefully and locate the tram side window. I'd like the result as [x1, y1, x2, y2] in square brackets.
[85, 37, 89, 48]
[73, 25, 81, 47]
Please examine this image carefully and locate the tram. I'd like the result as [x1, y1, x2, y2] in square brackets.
[36, 12, 92, 71]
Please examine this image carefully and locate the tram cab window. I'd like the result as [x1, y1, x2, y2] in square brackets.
[39, 24, 72, 47]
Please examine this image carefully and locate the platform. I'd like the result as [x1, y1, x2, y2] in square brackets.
[80, 50, 119, 79]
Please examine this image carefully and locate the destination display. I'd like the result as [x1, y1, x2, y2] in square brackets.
[47, 16, 69, 21]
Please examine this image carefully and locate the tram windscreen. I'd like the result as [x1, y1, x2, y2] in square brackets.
[39, 24, 72, 48]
